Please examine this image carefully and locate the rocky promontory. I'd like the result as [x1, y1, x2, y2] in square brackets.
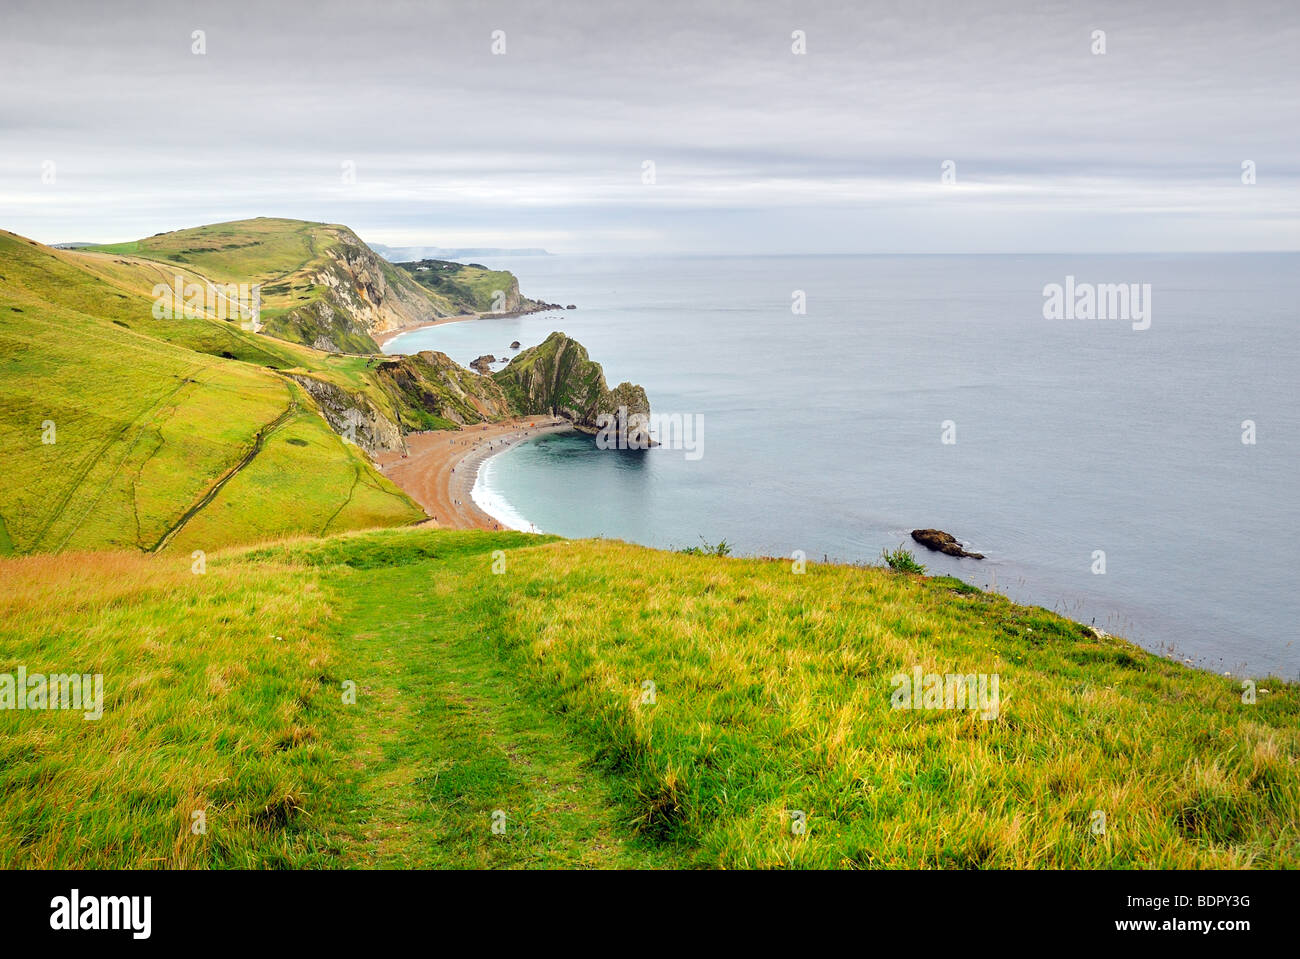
[492, 332, 652, 448]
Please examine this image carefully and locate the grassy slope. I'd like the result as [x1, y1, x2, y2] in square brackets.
[91, 218, 396, 352]
[1, 528, 1294, 868]
[90, 219, 531, 342]
[92, 218, 328, 285]
[0, 231, 423, 556]
[399, 259, 523, 313]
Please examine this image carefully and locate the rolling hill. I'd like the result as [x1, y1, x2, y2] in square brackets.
[88, 218, 546, 353]
[0, 230, 425, 554]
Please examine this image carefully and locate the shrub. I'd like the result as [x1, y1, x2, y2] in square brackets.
[680, 537, 732, 557]
[881, 544, 926, 575]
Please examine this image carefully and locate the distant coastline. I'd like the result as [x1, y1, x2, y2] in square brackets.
[377, 302, 569, 351]
[374, 313, 477, 349]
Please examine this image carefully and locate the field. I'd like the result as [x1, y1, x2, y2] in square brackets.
[2, 527, 1294, 868]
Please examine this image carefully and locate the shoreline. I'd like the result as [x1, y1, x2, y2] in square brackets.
[375, 419, 575, 530]
[374, 313, 478, 349]
[376, 303, 570, 352]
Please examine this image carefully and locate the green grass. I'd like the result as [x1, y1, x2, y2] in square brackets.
[315, 532, 683, 867]
[2, 527, 1294, 868]
[478, 540, 1300, 867]
[0, 548, 339, 867]
[0, 530, 683, 868]
[0, 231, 423, 556]
[89, 218, 332, 287]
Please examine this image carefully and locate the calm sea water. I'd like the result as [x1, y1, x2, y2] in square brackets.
[385, 254, 1300, 678]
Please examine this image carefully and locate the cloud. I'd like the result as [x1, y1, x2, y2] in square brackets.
[1, 0, 1296, 251]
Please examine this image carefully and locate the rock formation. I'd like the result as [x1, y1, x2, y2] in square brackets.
[910, 529, 984, 560]
[270, 226, 436, 353]
[493, 332, 652, 447]
[284, 372, 404, 454]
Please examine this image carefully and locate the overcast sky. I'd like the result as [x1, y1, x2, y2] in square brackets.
[1, 0, 1297, 253]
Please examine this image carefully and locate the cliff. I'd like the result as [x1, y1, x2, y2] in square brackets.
[274, 229, 434, 352]
[374, 350, 512, 430]
[86, 218, 543, 354]
[492, 332, 652, 446]
[395, 258, 560, 316]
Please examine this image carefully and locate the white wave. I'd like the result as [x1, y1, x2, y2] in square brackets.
[471, 453, 540, 533]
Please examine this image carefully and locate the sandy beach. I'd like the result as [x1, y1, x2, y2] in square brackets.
[374, 313, 479, 349]
[375, 418, 574, 530]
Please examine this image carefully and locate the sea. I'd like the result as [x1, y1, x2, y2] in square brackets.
[383, 253, 1300, 679]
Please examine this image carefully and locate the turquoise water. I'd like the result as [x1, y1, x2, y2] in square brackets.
[386, 253, 1300, 678]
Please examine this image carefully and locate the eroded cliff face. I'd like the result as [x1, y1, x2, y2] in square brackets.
[271, 231, 435, 352]
[288, 332, 648, 455]
[493, 332, 652, 445]
[375, 351, 512, 428]
[285, 372, 405, 453]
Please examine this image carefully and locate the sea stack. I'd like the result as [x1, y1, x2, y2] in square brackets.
[492, 331, 652, 448]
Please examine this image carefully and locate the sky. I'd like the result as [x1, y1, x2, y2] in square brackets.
[1, 0, 1297, 253]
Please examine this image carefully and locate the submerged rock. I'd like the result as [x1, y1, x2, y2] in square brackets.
[911, 529, 984, 560]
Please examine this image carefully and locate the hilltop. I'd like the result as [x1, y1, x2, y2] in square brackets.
[87, 218, 551, 353]
[396, 258, 556, 318]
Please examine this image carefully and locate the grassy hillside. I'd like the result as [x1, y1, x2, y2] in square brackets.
[90, 218, 428, 352]
[2, 527, 1294, 868]
[397, 258, 538, 314]
[0, 227, 637, 557]
[0, 230, 423, 555]
[88, 219, 540, 351]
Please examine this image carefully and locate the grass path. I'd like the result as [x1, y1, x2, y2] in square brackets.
[327, 543, 683, 868]
[1, 528, 1296, 867]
